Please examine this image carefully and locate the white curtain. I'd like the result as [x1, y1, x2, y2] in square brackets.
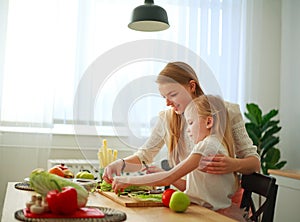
[0, 0, 247, 138]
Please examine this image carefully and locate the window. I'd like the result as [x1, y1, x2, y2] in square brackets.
[0, 0, 244, 138]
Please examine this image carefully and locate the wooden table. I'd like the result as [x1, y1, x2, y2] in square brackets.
[2, 182, 237, 222]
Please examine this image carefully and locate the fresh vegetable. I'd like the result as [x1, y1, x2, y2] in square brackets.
[29, 168, 88, 208]
[162, 188, 177, 207]
[46, 179, 78, 214]
[129, 193, 162, 202]
[100, 180, 154, 193]
[26, 194, 37, 210]
[100, 180, 113, 191]
[97, 139, 118, 168]
[124, 185, 154, 192]
[30, 195, 45, 214]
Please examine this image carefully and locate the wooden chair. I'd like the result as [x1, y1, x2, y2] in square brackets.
[240, 172, 278, 222]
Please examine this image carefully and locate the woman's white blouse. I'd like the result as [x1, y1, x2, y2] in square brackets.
[134, 101, 260, 166]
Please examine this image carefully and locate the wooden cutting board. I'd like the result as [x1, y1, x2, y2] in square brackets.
[98, 191, 164, 207]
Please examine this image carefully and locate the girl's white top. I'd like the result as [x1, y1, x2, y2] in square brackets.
[135, 101, 259, 166]
[185, 135, 236, 210]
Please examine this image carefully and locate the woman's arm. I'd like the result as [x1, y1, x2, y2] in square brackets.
[202, 102, 260, 175]
[201, 155, 260, 174]
[103, 111, 169, 183]
[102, 155, 142, 183]
[112, 154, 201, 193]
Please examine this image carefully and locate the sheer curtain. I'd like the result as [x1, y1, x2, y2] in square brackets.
[0, 0, 246, 138]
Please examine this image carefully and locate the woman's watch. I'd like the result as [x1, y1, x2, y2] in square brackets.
[120, 159, 126, 174]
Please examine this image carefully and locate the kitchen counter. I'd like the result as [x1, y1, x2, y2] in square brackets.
[1, 182, 237, 222]
[268, 169, 300, 180]
[268, 169, 300, 222]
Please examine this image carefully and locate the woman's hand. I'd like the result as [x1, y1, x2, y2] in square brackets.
[102, 159, 124, 184]
[200, 155, 239, 174]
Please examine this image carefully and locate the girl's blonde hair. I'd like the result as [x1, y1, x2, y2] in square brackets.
[156, 62, 205, 155]
[185, 95, 235, 158]
[186, 95, 238, 190]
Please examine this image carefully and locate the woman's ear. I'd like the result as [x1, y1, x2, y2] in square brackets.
[189, 80, 196, 92]
[206, 116, 214, 129]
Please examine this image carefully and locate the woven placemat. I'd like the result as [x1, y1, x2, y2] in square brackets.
[14, 182, 35, 191]
[15, 206, 127, 222]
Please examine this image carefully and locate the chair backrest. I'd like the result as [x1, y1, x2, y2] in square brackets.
[240, 172, 278, 222]
[161, 159, 172, 171]
[161, 159, 172, 190]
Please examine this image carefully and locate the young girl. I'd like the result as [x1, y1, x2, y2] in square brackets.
[112, 95, 238, 211]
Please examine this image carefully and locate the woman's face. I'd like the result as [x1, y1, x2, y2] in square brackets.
[158, 82, 194, 114]
[185, 111, 210, 144]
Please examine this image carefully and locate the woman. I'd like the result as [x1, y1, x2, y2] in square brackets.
[102, 62, 260, 186]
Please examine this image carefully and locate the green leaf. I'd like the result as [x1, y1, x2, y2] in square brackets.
[245, 103, 262, 125]
[274, 161, 287, 169]
[261, 125, 281, 142]
[261, 109, 278, 126]
[264, 148, 280, 164]
[245, 123, 261, 145]
[261, 136, 280, 156]
[261, 120, 280, 133]
[244, 102, 286, 175]
[261, 165, 268, 175]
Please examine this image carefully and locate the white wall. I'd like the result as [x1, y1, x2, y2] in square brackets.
[280, 0, 300, 169]
[244, 0, 300, 170]
[243, 0, 281, 111]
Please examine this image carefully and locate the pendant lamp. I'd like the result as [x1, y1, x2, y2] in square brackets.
[128, 0, 169, 32]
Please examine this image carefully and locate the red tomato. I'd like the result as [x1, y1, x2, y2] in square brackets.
[162, 188, 176, 207]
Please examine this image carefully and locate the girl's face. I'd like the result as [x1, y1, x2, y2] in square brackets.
[158, 82, 194, 114]
[185, 111, 211, 144]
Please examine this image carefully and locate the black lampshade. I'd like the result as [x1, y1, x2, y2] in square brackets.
[128, 0, 169, 32]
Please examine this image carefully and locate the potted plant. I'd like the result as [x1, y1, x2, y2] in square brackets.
[244, 103, 287, 175]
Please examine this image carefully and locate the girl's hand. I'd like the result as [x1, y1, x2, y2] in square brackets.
[200, 155, 239, 174]
[112, 177, 130, 194]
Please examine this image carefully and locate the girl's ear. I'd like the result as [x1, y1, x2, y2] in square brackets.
[206, 116, 214, 129]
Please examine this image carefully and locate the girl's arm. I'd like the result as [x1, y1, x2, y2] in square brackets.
[143, 165, 187, 191]
[112, 153, 201, 193]
[171, 179, 187, 191]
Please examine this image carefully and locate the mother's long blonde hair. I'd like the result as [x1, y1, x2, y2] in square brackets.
[156, 62, 205, 156]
